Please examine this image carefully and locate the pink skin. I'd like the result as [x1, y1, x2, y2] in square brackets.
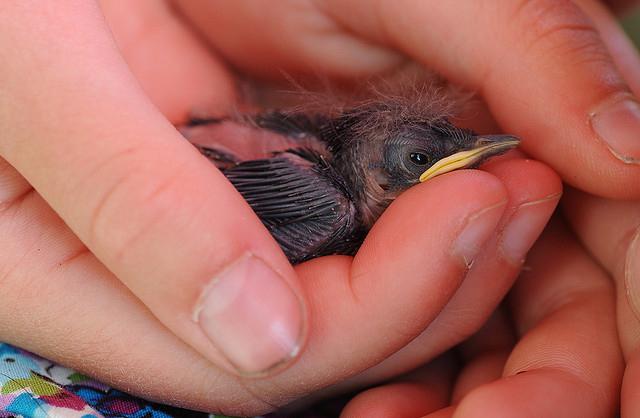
[182, 121, 329, 161]
[0, 0, 635, 415]
[175, 0, 640, 198]
[342, 222, 623, 418]
[337, 6, 640, 406]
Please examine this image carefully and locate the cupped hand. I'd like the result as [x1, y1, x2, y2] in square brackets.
[175, 0, 640, 199]
[564, 187, 640, 418]
[0, 1, 560, 415]
[556, 1, 640, 417]
[338, 2, 639, 415]
[340, 220, 624, 418]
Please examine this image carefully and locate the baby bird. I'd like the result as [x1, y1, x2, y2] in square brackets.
[181, 94, 518, 264]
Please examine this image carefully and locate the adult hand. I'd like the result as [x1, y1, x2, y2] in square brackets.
[0, 1, 558, 415]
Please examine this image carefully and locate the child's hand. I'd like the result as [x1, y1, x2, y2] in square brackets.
[174, 0, 640, 198]
[0, 0, 634, 415]
[564, 189, 640, 417]
[338, 2, 640, 415]
[0, 2, 558, 415]
[341, 220, 623, 418]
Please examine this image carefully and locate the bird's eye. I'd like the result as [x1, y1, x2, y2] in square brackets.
[409, 152, 429, 166]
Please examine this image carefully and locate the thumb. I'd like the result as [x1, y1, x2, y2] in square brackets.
[0, 1, 306, 376]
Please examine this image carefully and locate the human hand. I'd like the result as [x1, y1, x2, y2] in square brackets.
[340, 2, 640, 415]
[564, 189, 640, 418]
[340, 220, 624, 418]
[175, 0, 640, 199]
[554, 2, 640, 417]
[169, 0, 640, 407]
[0, 1, 559, 415]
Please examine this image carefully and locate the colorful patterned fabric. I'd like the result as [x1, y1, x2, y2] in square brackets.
[0, 344, 217, 418]
[0, 344, 346, 418]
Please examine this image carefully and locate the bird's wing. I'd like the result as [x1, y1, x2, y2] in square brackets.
[222, 151, 359, 264]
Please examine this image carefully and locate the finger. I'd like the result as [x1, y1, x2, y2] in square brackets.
[0, 2, 306, 377]
[405, 158, 559, 359]
[99, 0, 236, 123]
[172, 0, 407, 81]
[0, 158, 31, 208]
[340, 357, 455, 418]
[0, 177, 263, 415]
[178, 0, 640, 198]
[0, 168, 506, 415]
[562, 190, 640, 417]
[248, 171, 507, 402]
[575, 0, 640, 96]
[454, 221, 623, 418]
[332, 0, 640, 198]
[453, 309, 514, 403]
[340, 319, 511, 418]
[563, 190, 639, 288]
[558, 4, 640, 416]
[330, 158, 559, 390]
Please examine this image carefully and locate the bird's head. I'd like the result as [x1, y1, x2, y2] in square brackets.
[368, 119, 519, 188]
[326, 101, 519, 226]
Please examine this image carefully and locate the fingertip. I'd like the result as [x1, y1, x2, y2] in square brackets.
[354, 170, 508, 276]
[193, 252, 308, 376]
[482, 158, 563, 201]
[280, 171, 508, 386]
[341, 382, 447, 418]
[454, 370, 604, 418]
[349, 171, 507, 333]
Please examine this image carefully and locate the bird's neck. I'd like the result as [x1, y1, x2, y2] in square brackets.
[332, 143, 393, 229]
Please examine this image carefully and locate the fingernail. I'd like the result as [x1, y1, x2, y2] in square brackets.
[452, 201, 507, 268]
[591, 98, 640, 164]
[499, 194, 560, 265]
[194, 253, 304, 375]
[625, 227, 640, 320]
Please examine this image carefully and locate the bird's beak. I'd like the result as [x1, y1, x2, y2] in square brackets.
[419, 135, 520, 182]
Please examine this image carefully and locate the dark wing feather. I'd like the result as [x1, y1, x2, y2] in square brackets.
[252, 111, 327, 138]
[222, 151, 358, 264]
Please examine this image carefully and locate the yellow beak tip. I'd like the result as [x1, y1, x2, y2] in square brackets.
[418, 139, 519, 183]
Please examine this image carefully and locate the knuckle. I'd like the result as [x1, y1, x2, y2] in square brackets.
[0, 158, 32, 212]
[85, 147, 189, 267]
[109, 176, 182, 267]
[511, 0, 608, 66]
[0, 213, 40, 298]
[0, 201, 89, 306]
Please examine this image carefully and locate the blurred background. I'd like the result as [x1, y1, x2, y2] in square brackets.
[622, 6, 640, 46]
